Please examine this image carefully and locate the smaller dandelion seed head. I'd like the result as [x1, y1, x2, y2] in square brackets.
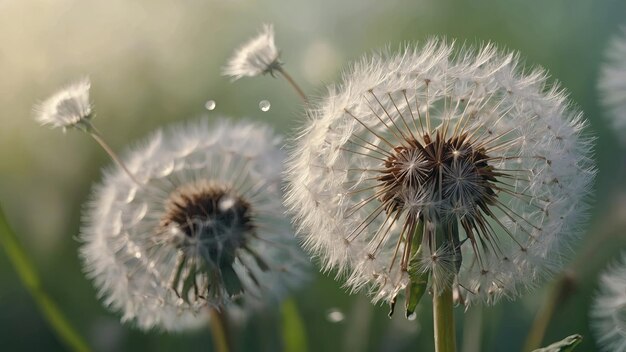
[222, 24, 282, 81]
[599, 26, 626, 140]
[81, 118, 310, 331]
[34, 77, 93, 130]
[591, 252, 626, 352]
[159, 181, 255, 299]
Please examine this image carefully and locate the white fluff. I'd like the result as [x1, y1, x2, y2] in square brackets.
[34, 78, 92, 130]
[222, 24, 281, 81]
[591, 253, 626, 352]
[80, 118, 309, 331]
[285, 39, 595, 307]
[599, 27, 626, 141]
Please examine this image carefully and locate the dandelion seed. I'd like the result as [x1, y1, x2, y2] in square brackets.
[34, 78, 139, 183]
[285, 39, 595, 308]
[591, 253, 626, 352]
[599, 26, 626, 140]
[223, 24, 282, 81]
[81, 119, 309, 331]
[34, 78, 92, 131]
[223, 24, 309, 103]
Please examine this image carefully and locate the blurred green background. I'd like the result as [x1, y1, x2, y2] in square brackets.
[1, 0, 626, 351]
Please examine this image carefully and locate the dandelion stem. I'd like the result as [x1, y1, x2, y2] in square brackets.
[86, 125, 140, 184]
[0, 204, 91, 352]
[523, 203, 625, 351]
[276, 66, 309, 104]
[281, 298, 309, 352]
[522, 275, 566, 352]
[432, 221, 457, 352]
[433, 284, 456, 352]
[209, 307, 231, 352]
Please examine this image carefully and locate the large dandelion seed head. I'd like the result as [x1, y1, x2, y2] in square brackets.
[81, 119, 309, 331]
[285, 39, 594, 307]
[591, 253, 626, 352]
[222, 24, 282, 81]
[599, 26, 626, 138]
[34, 78, 93, 131]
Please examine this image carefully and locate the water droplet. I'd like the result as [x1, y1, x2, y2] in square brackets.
[326, 308, 345, 323]
[259, 100, 271, 112]
[407, 312, 417, 321]
[205, 100, 216, 111]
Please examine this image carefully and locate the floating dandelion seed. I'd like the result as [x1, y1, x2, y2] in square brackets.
[591, 253, 626, 352]
[81, 119, 309, 331]
[223, 24, 281, 81]
[285, 39, 594, 309]
[223, 24, 309, 103]
[599, 26, 626, 139]
[34, 78, 139, 183]
[34, 78, 92, 131]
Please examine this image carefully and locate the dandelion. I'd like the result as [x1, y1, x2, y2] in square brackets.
[34, 78, 138, 183]
[80, 119, 309, 331]
[223, 24, 282, 81]
[599, 26, 626, 138]
[34, 78, 92, 130]
[285, 39, 594, 311]
[224, 24, 308, 103]
[591, 253, 626, 352]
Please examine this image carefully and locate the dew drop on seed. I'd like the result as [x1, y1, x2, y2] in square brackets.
[259, 100, 271, 112]
[407, 312, 417, 321]
[326, 308, 345, 323]
[205, 100, 216, 111]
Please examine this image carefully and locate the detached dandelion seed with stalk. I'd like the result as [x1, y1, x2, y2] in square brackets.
[285, 39, 594, 352]
[34, 78, 139, 183]
[80, 119, 309, 334]
[223, 24, 308, 103]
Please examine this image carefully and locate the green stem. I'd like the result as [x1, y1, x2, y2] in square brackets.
[276, 66, 309, 105]
[0, 205, 90, 352]
[433, 285, 456, 352]
[87, 127, 140, 185]
[208, 307, 231, 352]
[280, 298, 308, 352]
[522, 280, 561, 352]
[522, 271, 576, 352]
[523, 203, 625, 351]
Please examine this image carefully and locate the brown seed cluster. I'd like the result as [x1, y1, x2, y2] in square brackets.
[377, 130, 503, 269]
[161, 181, 253, 259]
[379, 132, 497, 217]
[160, 181, 257, 301]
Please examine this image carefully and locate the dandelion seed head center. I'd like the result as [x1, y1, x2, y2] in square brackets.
[378, 132, 499, 220]
[161, 181, 253, 259]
